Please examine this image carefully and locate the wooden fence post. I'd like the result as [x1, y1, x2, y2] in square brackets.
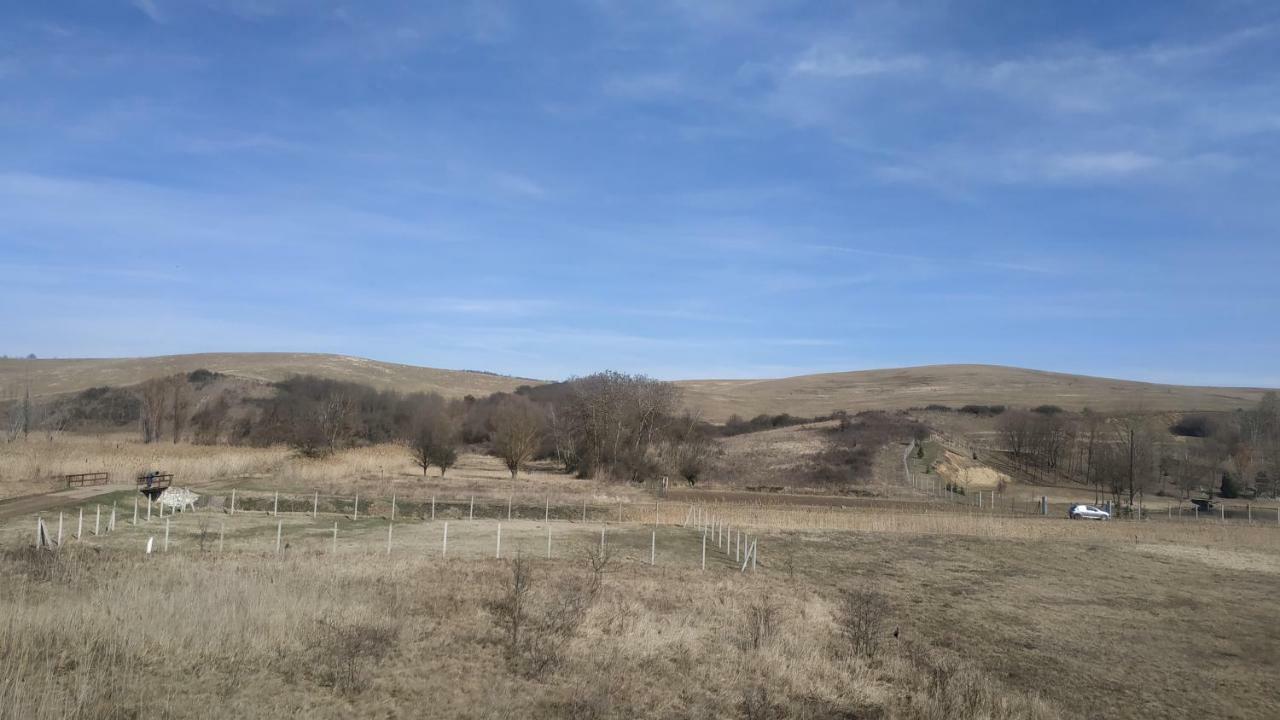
[469, 496, 474, 521]
[95, 505, 101, 536]
[313, 491, 318, 518]
[354, 494, 359, 521]
[442, 522, 448, 558]
[650, 530, 656, 565]
[110, 502, 117, 532]
[387, 521, 393, 556]
[431, 495, 436, 521]
[275, 521, 282, 553]
[78, 508, 83, 539]
[496, 523, 502, 559]
[600, 526, 606, 553]
[230, 488, 235, 516]
[164, 519, 170, 552]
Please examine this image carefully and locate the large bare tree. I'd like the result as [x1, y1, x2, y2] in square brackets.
[492, 396, 544, 480]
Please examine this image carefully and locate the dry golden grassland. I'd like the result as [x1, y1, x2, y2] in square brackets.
[3, 488, 1278, 720]
[0, 353, 538, 400]
[0, 437, 648, 506]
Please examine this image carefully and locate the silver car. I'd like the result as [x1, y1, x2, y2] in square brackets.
[1069, 504, 1110, 520]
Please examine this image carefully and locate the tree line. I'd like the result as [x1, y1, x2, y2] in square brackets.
[993, 393, 1280, 506]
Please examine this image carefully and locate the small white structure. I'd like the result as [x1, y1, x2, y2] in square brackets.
[158, 487, 200, 513]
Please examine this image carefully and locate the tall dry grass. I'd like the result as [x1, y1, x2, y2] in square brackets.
[0, 437, 649, 505]
[0, 543, 1058, 720]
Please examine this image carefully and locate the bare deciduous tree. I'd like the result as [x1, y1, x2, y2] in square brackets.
[137, 378, 168, 443]
[492, 396, 544, 479]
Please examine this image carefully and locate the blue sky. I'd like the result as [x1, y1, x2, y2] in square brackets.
[2, 1, 1278, 385]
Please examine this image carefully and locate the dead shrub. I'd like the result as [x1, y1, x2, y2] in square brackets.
[745, 596, 780, 650]
[835, 587, 889, 659]
[306, 616, 396, 696]
[903, 645, 1059, 720]
[489, 554, 597, 680]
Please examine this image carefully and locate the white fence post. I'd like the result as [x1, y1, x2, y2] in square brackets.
[230, 488, 235, 516]
[496, 523, 502, 559]
[95, 505, 101, 536]
[313, 491, 319, 518]
[275, 521, 282, 553]
[387, 521, 393, 556]
[110, 502, 117, 532]
[469, 496, 474, 521]
[650, 530, 656, 565]
[546, 524, 552, 558]
[507, 495, 512, 521]
[164, 519, 170, 552]
[78, 508, 84, 539]
[57, 512, 64, 546]
[545, 496, 550, 524]
[354, 494, 359, 521]
[442, 522, 449, 558]
[391, 494, 397, 522]
[431, 495, 436, 521]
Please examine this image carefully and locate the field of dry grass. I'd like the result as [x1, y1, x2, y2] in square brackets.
[0, 437, 648, 507]
[3, 492, 1278, 719]
[0, 352, 539, 400]
[4, 434, 1279, 719]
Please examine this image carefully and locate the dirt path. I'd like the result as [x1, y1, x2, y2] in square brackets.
[0, 484, 132, 522]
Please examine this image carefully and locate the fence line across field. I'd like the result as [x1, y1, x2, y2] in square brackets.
[25, 487, 1277, 562]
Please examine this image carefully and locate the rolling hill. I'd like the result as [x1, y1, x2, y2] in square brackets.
[2, 354, 1270, 419]
[674, 364, 1272, 420]
[0, 353, 541, 400]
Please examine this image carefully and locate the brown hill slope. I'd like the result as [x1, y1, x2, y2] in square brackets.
[676, 364, 1271, 420]
[3, 355, 1269, 419]
[0, 353, 539, 399]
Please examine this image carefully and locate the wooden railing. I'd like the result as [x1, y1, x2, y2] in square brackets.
[64, 472, 110, 488]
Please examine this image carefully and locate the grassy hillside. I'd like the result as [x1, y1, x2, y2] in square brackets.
[676, 364, 1271, 420]
[3, 355, 1271, 420]
[0, 353, 540, 400]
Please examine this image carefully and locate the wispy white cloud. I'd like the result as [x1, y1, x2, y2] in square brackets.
[131, 0, 163, 23]
[790, 46, 925, 78]
[492, 172, 546, 198]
